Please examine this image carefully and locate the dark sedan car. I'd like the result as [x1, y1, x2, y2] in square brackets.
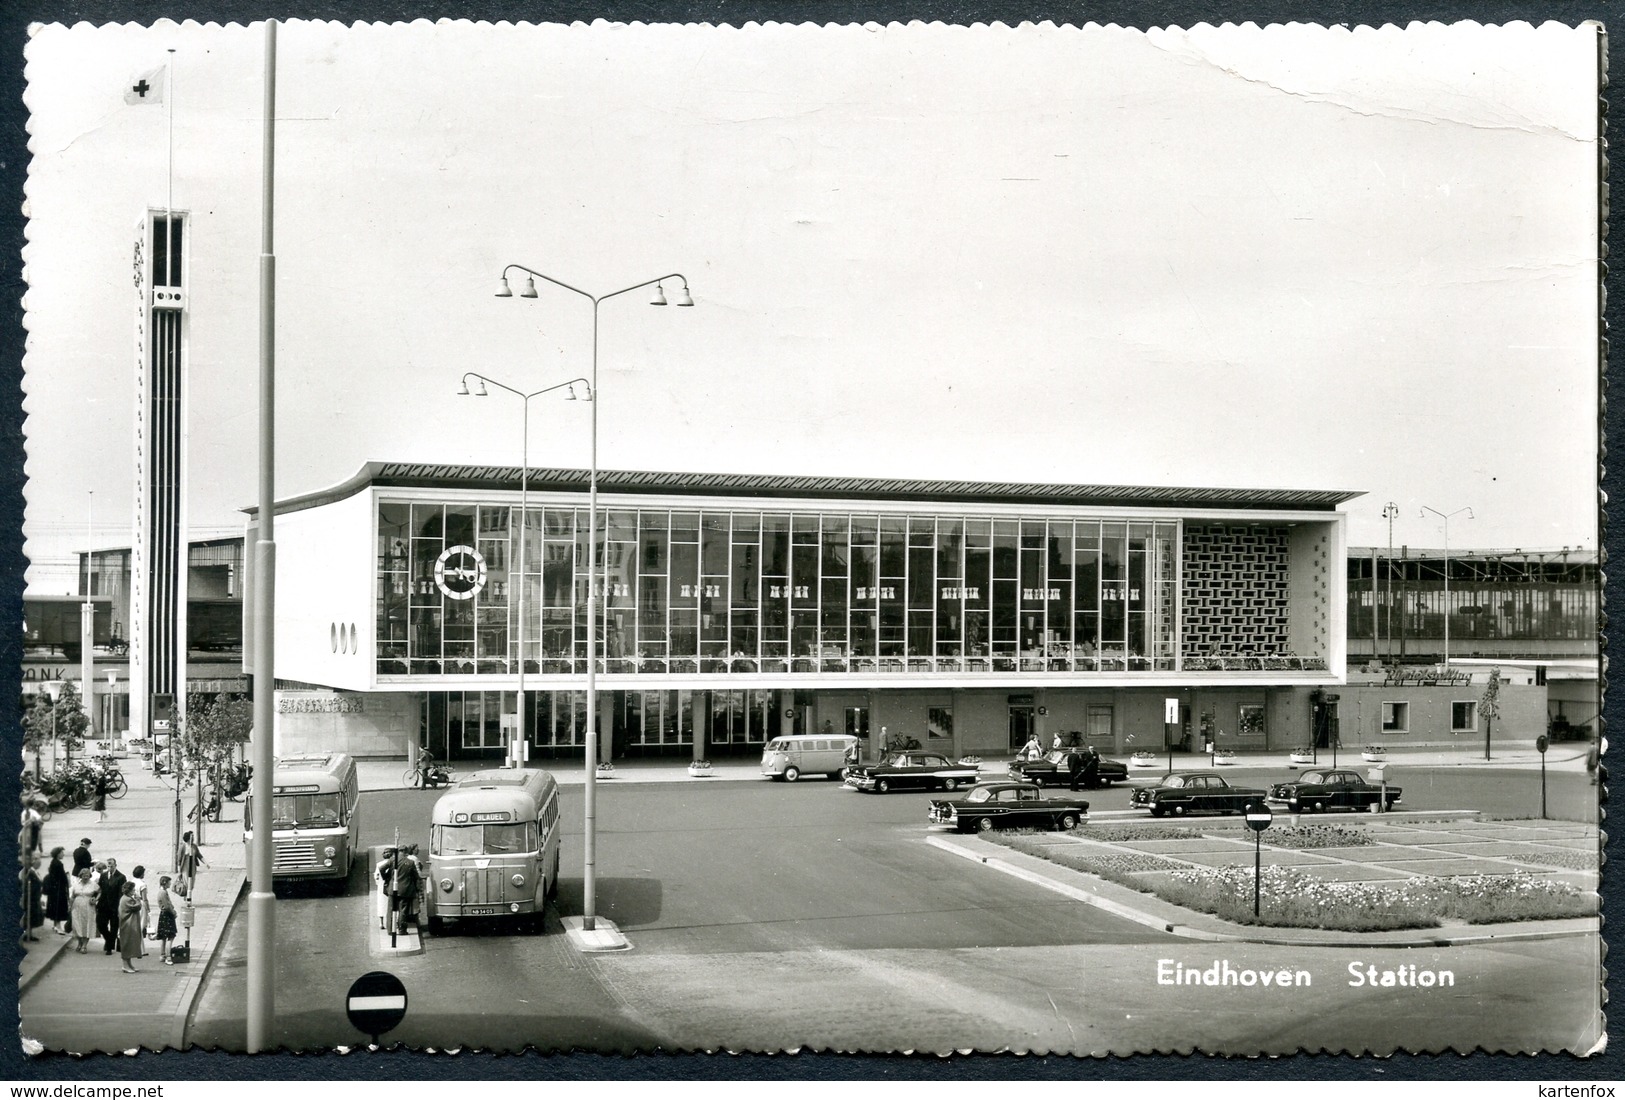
[928, 781, 1089, 833]
[1130, 771, 1268, 816]
[1006, 749, 1129, 788]
[844, 751, 982, 793]
[1268, 769, 1402, 813]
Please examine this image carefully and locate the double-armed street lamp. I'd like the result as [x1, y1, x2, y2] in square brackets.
[495, 264, 693, 932]
[457, 372, 591, 770]
[1420, 505, 1473, 667]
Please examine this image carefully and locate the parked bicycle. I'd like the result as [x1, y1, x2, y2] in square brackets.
[401, 757, 455, 789]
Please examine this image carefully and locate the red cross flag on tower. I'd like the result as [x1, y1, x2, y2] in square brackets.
[124, 66, 166, 106]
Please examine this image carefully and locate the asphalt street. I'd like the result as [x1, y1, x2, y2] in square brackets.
[185, 768, 1599, 1054]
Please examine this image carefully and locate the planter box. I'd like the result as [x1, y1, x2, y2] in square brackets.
[686, 763, 714, 777]
[1212, 753, 1238, 766]
[1361, 750, 1388, 763]
[1130, 754, 1159, 767]
[1288, 752, 1316, 765]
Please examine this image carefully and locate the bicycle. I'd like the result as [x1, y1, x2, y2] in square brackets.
[401, 762, 455, 789]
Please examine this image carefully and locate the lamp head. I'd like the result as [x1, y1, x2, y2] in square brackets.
[495, 276, 513, 298]
[650, 282, 668, 307]
[457, 378, 471, 396]
[521, 275, 538, 299]
[674, 283, 694, 307]
[475, 379, 488, 397]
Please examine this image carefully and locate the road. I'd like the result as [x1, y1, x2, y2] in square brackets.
[187, 769, 1601, 1054]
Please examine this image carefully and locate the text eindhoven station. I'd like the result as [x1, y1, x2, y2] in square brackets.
[246, 462, 1369, 764]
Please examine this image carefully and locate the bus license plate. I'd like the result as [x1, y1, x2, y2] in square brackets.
[464, 907, 497, 916]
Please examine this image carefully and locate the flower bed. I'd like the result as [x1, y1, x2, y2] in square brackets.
[1263, 824, 1375, 849]
[1084, 823, 1204, 843]
[1507, 850, 1598, 871]
[991, 833, 1179, 884]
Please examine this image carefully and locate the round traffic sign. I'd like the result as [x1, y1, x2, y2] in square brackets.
[1536, 734, 1550, 754]
[1244, 801, 1273, 832]
[346, 971, 408, 1041]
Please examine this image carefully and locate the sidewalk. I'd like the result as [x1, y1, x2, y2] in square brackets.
[19, 757, 246, 1054]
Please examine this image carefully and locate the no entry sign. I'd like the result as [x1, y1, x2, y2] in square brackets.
[1244, 802, 1273, 832]
[346, 971, 408, 1043]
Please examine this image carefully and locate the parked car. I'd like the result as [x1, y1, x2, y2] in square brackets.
[1268, 769, 1402, 813]
[1006, 749, 1129, 788]
[1130, 771, 1268, 817]
[928, 781, 1088, 833]
[761, 734, 861, 781]
[844, 751, 981, 793]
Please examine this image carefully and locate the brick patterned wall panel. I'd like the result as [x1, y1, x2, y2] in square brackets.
[1181, 524, 1290, 657]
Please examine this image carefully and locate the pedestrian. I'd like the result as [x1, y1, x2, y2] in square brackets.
[44, 846, 70, 935]
[393, 845, 421, 927]
[68, 866, 97, 953]
[1082, 747, 1101, 791]
[97, 857, 126, 955]
[1019, 734, 1042, 762]
[71, 838, 92, 875]
[19, 797, 44, 857]
[376, 847, 396, 931]
[20, 853, 44, 943]
[1587, 740, 1600, 786]
[92, 770, 108, 823]
[129, 865, 150, 956]
[176, 830, 206, 891]
[153, 875, 178, 965]
[1051, 731, 1063, 752]
[117, 880, 142, 973]
[1067, 747, 1085, 791]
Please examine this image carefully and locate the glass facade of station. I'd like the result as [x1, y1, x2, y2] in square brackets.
[378, 502, 1184, 678]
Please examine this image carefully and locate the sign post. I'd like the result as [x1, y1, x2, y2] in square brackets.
[1164, 698, 1179, 775]
[346, 971, 408, 1047]
[1536, 733, 1549, 819]
[1244, 801, 1273, 918]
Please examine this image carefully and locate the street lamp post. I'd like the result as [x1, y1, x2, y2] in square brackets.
[497, 264, 692, 931]
[458, 372, 591, 770]
[1380, 501, 1398, 666]
[1420, 506, 1473, 667]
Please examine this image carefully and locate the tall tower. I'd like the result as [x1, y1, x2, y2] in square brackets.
[130, 209, 190, 742]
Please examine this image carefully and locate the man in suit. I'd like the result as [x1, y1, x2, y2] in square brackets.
[1067, 748, 1085, 792]
[72, 838, 93, 875]
[96, 857, 126, 955]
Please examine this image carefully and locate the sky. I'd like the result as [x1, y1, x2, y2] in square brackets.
[19, 19, 1602, 593]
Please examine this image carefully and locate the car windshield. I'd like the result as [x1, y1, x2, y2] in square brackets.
[1299, 771, 1325, 784]
[1159, 776, 1187, 789]
[765, 740, 787, 752]
[965, 788, 993, 804]
[1045, 750, 1069, 764]
[432, 821, 539, 857]
[270, 793, 343, 829]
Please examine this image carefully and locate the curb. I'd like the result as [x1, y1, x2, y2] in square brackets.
[561, 914, 632, 952]
[18, 934, 75, 996]
[925, 833, 1599, 949]
[170, 874, 248, 1050]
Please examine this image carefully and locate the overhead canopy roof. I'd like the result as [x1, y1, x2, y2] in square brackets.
[247, 462, 1364, 517]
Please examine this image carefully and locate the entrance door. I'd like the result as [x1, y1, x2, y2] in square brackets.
[1312, 700, 1341, 749]
[1008, 706, 1035, 753]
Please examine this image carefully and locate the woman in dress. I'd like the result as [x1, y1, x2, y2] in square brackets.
[129, 865, 150, 957]
[43, 847, 70, 935]
[19, 855, 44, 943]
[153, 875, 178, 964]
[116, 880, 142, 973]
[67, 867, 97, 953]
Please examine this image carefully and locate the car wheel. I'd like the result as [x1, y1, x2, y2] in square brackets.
[942, 777, 958, 792]
[1312, 801, 1325, 813]
[1058, 813, 1079, 831]
[1149, 806, 1165, 818]
[977, 817, 995, 833]
[1098, 777, 1113, 787]
[1172, 803, 1187, 816]
[784, 766, 800, 782]
[876, 779, 890, 794]
[427, 915, 445, 937]
[1029, 775, 1044, 788]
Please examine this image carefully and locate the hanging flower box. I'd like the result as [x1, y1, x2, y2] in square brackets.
[1130, 752, 1159, 767]
[1361, 746, 1388, 762]
[1212, 749, 1238, 765]
[687, 760, 714, 777]
[1288, 749, 1317, 765]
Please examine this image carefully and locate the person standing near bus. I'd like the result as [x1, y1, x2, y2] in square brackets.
[376, 848, 396, 930]
[393, 846, 421, 927]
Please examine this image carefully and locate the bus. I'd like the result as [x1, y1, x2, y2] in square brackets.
[423, 768, 561, 935]
[244, 752, 360, 889]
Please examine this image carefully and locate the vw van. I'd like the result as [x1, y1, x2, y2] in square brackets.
[761, 734, 861, 782]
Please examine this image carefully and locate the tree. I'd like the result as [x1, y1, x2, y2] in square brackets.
[173, 693, 253, 789]
[22, 683, 89, 765]
[1481, 666, 1502, 761]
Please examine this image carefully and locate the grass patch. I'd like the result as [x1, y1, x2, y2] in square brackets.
[1082, 824, 1215, 843]
[991, 832, 1180, 887]
[1263, 824, 1376, 849]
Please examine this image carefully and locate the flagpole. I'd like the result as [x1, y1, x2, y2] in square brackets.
[246, 17, 277, 1055]
[166, 48, 174, 285]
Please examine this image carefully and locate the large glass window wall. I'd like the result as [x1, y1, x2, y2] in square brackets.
[380, 501, 1183, 676]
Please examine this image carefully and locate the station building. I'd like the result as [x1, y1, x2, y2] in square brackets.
[252, 462, 1363, 764]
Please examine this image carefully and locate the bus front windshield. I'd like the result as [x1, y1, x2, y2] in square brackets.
[433, 821, 538, 857]
[271, 792, 344, 829]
